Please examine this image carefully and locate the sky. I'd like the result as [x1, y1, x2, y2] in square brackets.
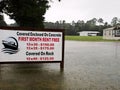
[4, 0, 120, 24]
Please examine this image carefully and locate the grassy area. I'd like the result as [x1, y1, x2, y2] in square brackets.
[65, 36, 117, 42]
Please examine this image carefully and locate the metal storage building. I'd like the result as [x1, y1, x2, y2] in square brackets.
[78, 31, 100, 36]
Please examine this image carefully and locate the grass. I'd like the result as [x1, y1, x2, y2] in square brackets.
[65, 36, 118, 42]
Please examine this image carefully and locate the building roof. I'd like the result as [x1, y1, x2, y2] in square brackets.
[114, 26, 120, 30]
[103, 27, 114, 31]
[104, 26, 120, 31]
[78, 31, 100, 33]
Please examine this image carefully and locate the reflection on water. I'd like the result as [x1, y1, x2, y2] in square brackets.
[0, 64, 64, 90]
[1, 41, 120, 90]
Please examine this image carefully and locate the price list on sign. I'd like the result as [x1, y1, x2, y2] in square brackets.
[26, 43, 55, 61]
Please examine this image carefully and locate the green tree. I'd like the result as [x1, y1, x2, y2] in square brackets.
[90, 18, 97, 25]
[85, 18, 97, 31]
[74, 20, 85, 33]
[98, 18, 104, 25]
[97, 18, 104, 35]
[0, 0, 60, 28]
[103, 22, 111, 29]
[111, 17, 119, 26]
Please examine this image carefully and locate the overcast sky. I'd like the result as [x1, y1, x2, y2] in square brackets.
[45, 0, 120, 23]
[4, 0, 120, 24]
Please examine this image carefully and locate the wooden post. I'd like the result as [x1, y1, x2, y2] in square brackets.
[60, 29, 65, 71]
[60, 61, 64, 71]
[0, 64, 1, 72]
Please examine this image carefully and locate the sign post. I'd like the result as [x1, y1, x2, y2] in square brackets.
[0, 27, 64, 70]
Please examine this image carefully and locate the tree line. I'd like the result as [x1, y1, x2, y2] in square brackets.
[44, 17, 120, 36]
[1, 16, 120, 36]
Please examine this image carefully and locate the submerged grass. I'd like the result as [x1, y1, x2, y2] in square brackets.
[65, 36, 118, 42]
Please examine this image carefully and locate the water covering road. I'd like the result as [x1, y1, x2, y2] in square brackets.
[0, 41, 120, 90]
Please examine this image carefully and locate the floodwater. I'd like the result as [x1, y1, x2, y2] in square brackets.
[0, 41, 120, 90]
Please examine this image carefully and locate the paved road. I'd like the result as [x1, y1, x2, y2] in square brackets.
[0, 41, 120, 90]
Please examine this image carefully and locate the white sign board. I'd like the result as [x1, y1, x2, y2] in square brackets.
[0, 29, 63, 62]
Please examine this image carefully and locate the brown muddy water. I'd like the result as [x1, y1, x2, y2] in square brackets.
[0, 41, 120, 90]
